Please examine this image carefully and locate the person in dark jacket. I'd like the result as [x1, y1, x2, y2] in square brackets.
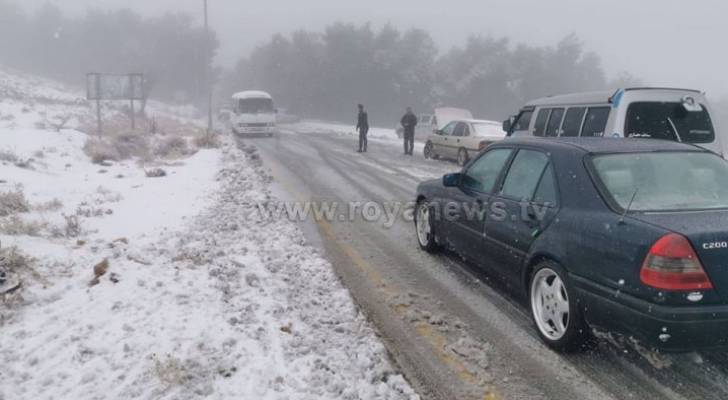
[356, 104, 369, 152]
[401, 107, 418, 155]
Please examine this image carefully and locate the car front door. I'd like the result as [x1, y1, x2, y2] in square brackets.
[444, 147, 514, 259]
[483, 148, 560, 282]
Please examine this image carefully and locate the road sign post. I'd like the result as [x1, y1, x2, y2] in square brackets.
[86, 73, 145, 135]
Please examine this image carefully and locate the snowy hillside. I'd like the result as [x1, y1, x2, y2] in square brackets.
[0, 69, 418, 399]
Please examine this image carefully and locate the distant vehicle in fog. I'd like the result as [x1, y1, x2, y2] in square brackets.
[231, 91, 277, 137]
[424, 119, 506, 166]
[503, 87, 724, 156]
[276, 108, 301, 124]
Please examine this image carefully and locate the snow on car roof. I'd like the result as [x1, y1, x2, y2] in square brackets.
[525, 87, 703, 108]
[466, 119, 501, 125]
[232, 90, 273, 100]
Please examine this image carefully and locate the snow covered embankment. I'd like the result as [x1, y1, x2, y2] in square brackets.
[1, 135, 418, 399]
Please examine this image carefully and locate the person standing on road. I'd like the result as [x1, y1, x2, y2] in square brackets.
[401, 107, 417, 156]
[356, 104, 369, 153]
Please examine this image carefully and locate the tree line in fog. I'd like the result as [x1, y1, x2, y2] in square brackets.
[223, 24, 641, 124]
[0, 1, 219, 109]
[0, 2, 652, 124]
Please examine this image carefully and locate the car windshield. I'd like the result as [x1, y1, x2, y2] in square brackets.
[472, 123, 506, 137]
[625, 102, 715, 144]
[238, 98, 274, 114]
[592, 152, 728, 211]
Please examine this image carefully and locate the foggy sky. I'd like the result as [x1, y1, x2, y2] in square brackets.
[16, 0, 728, 98]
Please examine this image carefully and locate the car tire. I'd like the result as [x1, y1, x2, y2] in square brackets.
[529, 261, 588, 352]
[415, 199, 439, 253]
[457, 148, 469, 166]
[424, 142, 434, 159]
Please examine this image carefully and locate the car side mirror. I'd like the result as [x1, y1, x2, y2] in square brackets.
[502, 117, 513, 133]
[443, 173, 462, 187]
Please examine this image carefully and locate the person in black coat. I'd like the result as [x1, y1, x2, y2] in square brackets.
[400, 107, 418, 155]
[356, 104, 369, 152]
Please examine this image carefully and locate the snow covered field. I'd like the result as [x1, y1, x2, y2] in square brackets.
[0, 70, 418, 399]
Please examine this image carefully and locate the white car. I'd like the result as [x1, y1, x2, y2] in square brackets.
[423, 119, 506, 166]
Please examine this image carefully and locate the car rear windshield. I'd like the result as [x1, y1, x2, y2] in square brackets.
[591, 152, 728, 212]
[625, 102, 715, 144]
[472, 123, 506, 137]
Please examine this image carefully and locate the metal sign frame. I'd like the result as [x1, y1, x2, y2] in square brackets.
[86, 73, 145, 135]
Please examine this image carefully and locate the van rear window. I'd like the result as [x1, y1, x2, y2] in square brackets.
[625, 102, 715, 144]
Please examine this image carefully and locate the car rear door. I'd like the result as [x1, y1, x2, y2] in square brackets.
[445, 122, 466, 159]
[452, 122, 470, 154]
[483, 148, 560, 281]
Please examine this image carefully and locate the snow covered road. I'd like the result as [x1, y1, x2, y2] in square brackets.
[252, 124, 728, 400]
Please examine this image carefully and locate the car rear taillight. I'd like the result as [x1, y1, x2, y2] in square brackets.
[478, 140, 489, 151]
[640, 233, 713, 291]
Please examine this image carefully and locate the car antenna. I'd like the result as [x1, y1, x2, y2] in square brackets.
[618, 188, 639, 225]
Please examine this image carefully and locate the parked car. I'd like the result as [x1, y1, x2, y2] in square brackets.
[424, 119, 506, 166]
[503, 87, 724, 156]
[231, 90, 277, 137]
[414, 137, 728, 351]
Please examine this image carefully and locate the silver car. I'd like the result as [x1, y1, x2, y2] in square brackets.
[423, 119, 506, 166]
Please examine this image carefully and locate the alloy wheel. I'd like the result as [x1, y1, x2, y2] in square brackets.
[531, 268, 570, 341]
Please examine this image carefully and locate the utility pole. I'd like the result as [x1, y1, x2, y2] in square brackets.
[204, 0, 213, 134]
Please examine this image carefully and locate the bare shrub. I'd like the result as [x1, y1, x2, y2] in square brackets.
[34, 198, 63, 212]
[145, 168, 167, 178]
[62, 214, 82, 238]
[0, 189, 30, 217]
[0, 215, 45, 236]
[83, 134, 150, 164]
[194, 134, 220, 149]
[0, 246, 32, 272]
[0, 150, 18, 163]
[48, 114, 73, 132]
[83, 139, 119, 164]
[154, 136, 192, 158]
[113, 133, 150, 160]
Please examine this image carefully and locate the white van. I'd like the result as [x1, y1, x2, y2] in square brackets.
[231, 90, 277, 137]
[504, 88, 723, 156]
